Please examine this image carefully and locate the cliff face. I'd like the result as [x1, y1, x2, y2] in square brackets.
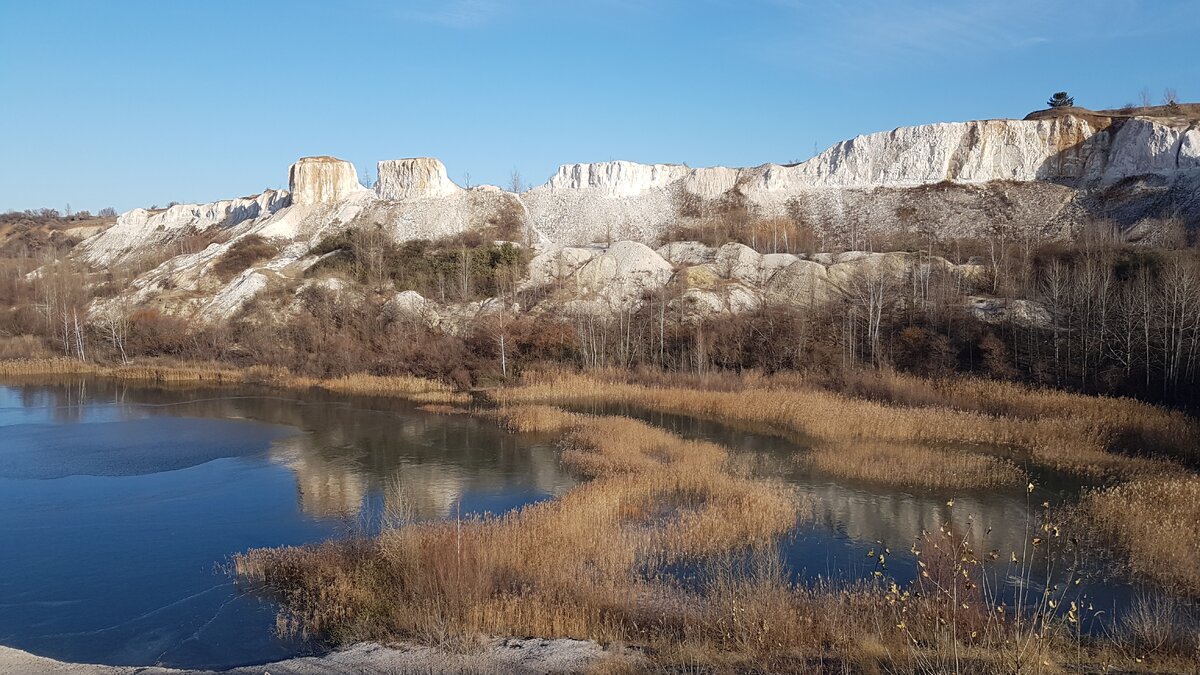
[288, 156, 364, 205]
[76, 110, 1200, 320]
[377, 158, 461, 200]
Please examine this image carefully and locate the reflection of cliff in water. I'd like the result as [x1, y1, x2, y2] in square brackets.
[2, 379, 575, 522]
[4, 379, 1042, 554]
[801, 482, 1033, 555]
[570, 401, 1053, 557]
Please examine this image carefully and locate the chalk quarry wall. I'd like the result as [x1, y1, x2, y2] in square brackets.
[77, 113, 1200, 320]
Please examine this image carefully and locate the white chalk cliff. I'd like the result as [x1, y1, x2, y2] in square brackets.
[289, 156, 367, 205]
[77, 110, 1200, 320]
[377, 158, 462, 200]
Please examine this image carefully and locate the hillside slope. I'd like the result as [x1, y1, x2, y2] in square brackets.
[74, 108, 1200, 321]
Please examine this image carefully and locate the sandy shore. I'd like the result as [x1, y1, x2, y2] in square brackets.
[0, 638, 637, 674]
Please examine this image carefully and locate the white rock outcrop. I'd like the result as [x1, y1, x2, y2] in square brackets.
[547, 161, 690, 196]
[764, 259, 830, 307]
[81, 190, 290, 265]
[523, 245, 602, 290]
[289, 156, 364, 205]
[76, 110, 1199, 321]
[571, 241, 674, 310]
[376, 158, 462, 200]
[657, 241, 715, 266]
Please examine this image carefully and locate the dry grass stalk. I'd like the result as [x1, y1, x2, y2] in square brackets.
[488, 405, 579, 433]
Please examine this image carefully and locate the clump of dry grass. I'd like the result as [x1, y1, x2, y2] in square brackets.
[0, 358, 468, 403]
[312, 373, 469, 403]
[489, 405, 579, 433]
[414, 404, 469, 415]
[498, 371, 1176, 483]
[0, 357, 258, 383]
[0, 335, 52, 360]
[801, 441, 1024, 490]
[1080, 476, 1200, 596]
[236, 404, 1191, 671]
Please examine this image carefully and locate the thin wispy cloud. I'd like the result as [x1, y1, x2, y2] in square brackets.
[758, 0, 1196, 72]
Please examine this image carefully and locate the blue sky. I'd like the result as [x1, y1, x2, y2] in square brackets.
[1, 0, 1196, 213]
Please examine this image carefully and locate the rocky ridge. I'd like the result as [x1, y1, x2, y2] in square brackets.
[75, 109, 1200, 322]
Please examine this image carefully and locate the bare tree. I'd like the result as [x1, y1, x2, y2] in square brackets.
[457, 246, 472, 299]
[508, 169, 524, 194]
[1162, 88, 1180, 107]
[1040, 259, 1069, 383]
[72, 307, 87, 361]
[845, 263, 898, 365]
[351, 225, 390, 290]
[103, 307, 130, 364]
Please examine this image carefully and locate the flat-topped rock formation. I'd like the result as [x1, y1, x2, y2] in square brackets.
[288, 156, 364, 205]
[377, 158, 462, 200]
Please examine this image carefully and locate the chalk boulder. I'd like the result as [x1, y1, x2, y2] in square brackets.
[574, 241, 674, 309]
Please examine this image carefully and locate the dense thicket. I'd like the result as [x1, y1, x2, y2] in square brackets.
[4, 220, 1200, 405]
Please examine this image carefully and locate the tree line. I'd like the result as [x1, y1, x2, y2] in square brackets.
[4, 218, 1200, 406]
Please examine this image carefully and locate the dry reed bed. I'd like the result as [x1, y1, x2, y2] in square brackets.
[836, 369, 1200, 464]
[9, 360, 1191, 670]
[498, 372, 1178, 484]
[237, 407, 815, 667]
[238, 404, 1193, 672]
[1081, 476, 1200, 597]
[802, 441, 1024, 490]
[0, 358, 469, 403]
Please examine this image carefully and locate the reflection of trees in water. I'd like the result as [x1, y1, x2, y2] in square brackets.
[12, 378, 102, 424]
[259, 404, 572, 521]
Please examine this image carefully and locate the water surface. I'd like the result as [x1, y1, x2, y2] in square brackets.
[0, 380, 573, 669]
[0, 380, 1161, 668]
